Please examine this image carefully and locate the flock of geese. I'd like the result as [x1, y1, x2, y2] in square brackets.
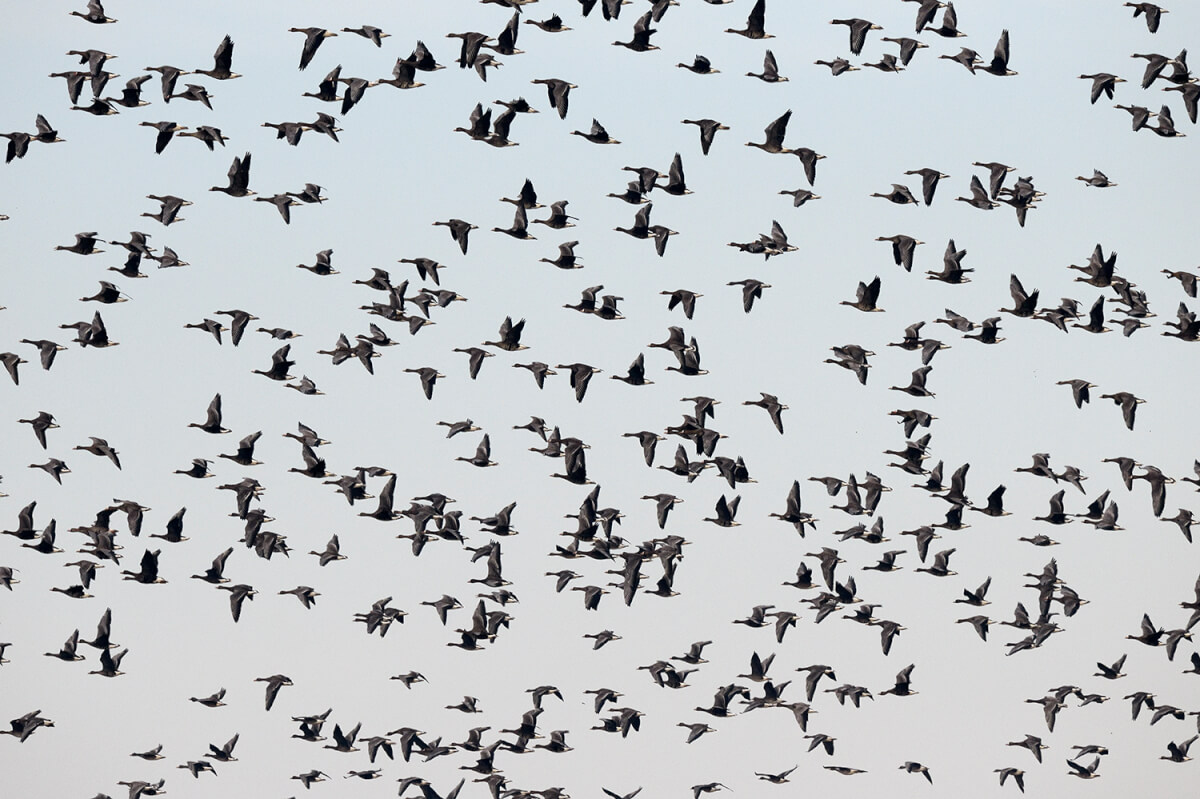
[2, 0, 1198, 797]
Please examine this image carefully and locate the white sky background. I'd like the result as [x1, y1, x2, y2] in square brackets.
[1, 0, 1199, 797]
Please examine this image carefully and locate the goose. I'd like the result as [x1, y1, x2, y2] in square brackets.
[1161, 736, 1198, 763]
[532, 200, 575, 229]
[924, 1, 965, 37]
[290, 28, 336, 70]
[815, 57, 859, 76]
[19, 412, 59, 448]
[746, 110, 792, 153]
[900, 762, 933, 783]
[871, 184, 918, 204]
[483, 316, 527, 351]
[614, 12, 658, 52]
[89, 647, 128, 677]
[941, 47, 982, 72]
[704, 495, 740, 527]
[70, 0, 117, 23]
[658, 153, 690, 195]
[748, 49, 786, 82]
[840, 276, 883, 311]
[526, 14, 571, 32]
[678, 54, 717, 75]
[541, 241, 582, 270]
[29, 459, 71, 484]
[890, 366, 935, 397]
[981, 30, 1017, 75]
[210, 152, 252, 197]
[252, 344, 295, 381]
[884, 37, 929, 65]
[728, 279, 771, 313]
[195, 35, 240, 80]
[726, 0, 770, 39]
[864, 54, 904, 72]
[457, 434, 497, 467]
[957, 175, 998, 209]
[915, 548, 956, 576]
[1066, 757, 1101, 779]
[1126, 2, 1167, 33]
[831, 19, 882, 56]
[744, 393, 787, 433]
[255, 674, 293, 710]
[170, 83, 213, 108]
[571, 119, 619, 144]
[531, 78, 575, 118]
[1099, 391, 1144, 430]
[342, 25, 389, 46]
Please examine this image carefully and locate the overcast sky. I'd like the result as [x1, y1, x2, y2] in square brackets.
[1, 1, 1198, 797]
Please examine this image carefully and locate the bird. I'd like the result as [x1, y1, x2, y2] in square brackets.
[141, 194, 191, 226]
[1, 352, 27, 385]
[1080, 73, 1126, 104]
[678, 722, 716, 744]
[71, 0, 117, 23]
[454, 347, 495, 380]
[107, 76, 158, 109]
[558, 363, 601, 402]
[196, 35, 240, 79]
[890, 366, 935, 397]
[900, 762, 934, 783]
[571, 118, 620, 145]
[744, 393, 787, 433]
[1066, 757, 1102, 779]
[29, 459, 71, 484]
[255, 194, 301, 224]
[1162, 736, 1198, 762]
[189, 688, 227, 708]
[864, 53, 905, 73]
[884, 36, 930, 66]
[457, 435, 497, 467]
[995, 767, 1026, 792]
[815, 57, 859, 76]
[614, 12, 659, 52]
[924, 1, 966, 36]
[981, 30, 1017, 76]
[139, 121, 189, 154]
[1077, 169, 1116, 188]
[56, 231, 105, 255]
[957, 175, 999, 209]
[433, 219, 477, 254]
[19, 412, 59, 449]
[255, 674, 294, 710]
[531, 78, 576, 118]
[218, 584, 257, 621]
[1100, 391, 1145, 430]
[726, 0, 770, 39]
[405, 367, 444, 400]
[210, 153, 253, 197]
[748, 50, 786, 83]
[540, 241, 582, 271]
[755, 766, 797, 784]
[840, 276, 883, 312]
[291, 28, 337, 70]
[1127, 2, 1168, 33]
[728, 279, 771, 313]
[831, 19, 882, 56]
[746, 110, 793, 154]
[526, 14, 571, 33]
[871, 184, 919, 204]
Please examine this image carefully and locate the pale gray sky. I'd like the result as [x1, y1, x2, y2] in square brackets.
[1, 1, 1198, 797]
